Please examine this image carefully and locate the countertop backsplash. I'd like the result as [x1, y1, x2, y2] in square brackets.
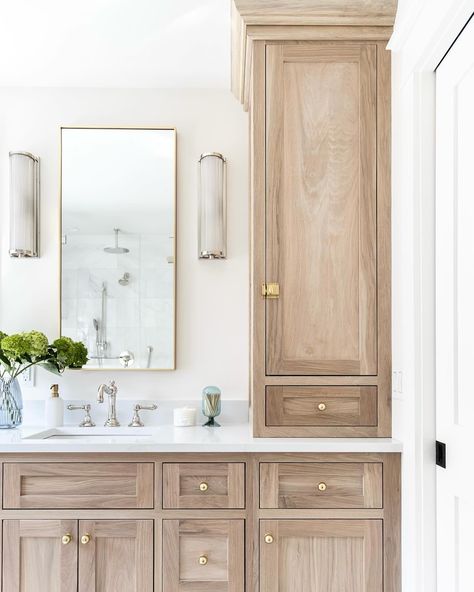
[21, 398, 249, 427]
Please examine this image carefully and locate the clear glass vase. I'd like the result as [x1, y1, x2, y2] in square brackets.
[0, 376, 23, 429]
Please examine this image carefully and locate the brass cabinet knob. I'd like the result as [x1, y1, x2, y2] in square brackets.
[199, 555, 208, 565]
[62, 533, 72, 545]
[318, 403, 327, 411]
[81, 533, 91, 545]
[199, 482, 209, 492]
[264, 534, 274, 544]
[318, 482, 327, 492]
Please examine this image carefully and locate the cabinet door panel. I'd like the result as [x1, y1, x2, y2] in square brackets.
[163, 519, 244, 592]
[3, 520, 77, 592]
[78, 520, 153, 592]
[260, 519, 382, 591]
[265, 43, 377, 376]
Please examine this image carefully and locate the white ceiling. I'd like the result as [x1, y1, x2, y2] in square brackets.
[0, 0, 230, 88]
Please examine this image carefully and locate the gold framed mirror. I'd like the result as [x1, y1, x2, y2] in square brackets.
[60, 126, 176, 370]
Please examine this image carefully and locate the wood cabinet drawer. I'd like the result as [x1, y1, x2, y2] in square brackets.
[266, 386, 378, 427]
[163, 463, 245, 509]
[3, 463, 154, 509]
[163, 519, 244, 592]
[260, 462, 383, 509]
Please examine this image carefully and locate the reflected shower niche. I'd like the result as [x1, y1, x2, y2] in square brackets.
[61, 127, 176, 370]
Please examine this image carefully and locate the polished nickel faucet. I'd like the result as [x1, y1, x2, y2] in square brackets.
[97, 380, 120, 427]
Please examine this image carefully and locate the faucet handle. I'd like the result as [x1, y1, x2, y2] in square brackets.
[67, 404, 95, 427]
[128, 403, 157, 428]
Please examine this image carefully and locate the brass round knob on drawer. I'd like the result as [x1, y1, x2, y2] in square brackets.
[318, 482, 327, 492]
[199, 555, 208, 565]
[199, 482, 209, 492]
[264, 534, 274, 544]
[318, 403, 327, 411]
[61, 533, 72, 545]
[81, 533, 91, 545]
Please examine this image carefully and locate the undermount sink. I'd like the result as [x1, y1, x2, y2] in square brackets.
[23, 427, 155, 442]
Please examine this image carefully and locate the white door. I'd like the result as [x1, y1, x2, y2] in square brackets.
[436, 16, 474, 592]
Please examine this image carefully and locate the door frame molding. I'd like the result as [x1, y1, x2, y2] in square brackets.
[389, 2, 474, 590]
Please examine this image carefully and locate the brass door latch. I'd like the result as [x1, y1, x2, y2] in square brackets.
[262, 283, 280, 299]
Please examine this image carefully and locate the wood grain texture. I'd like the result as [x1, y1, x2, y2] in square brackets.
[266, 385, 378, 426]
[3, 519, 77, 592]
[163, 519, 245, 592]
[260, 462, 382, 508]
[234, 0, 397, 24]
[376, 41, 393, 437]
[231, 0, 396, 103]
[383, 454, 401, 592]
[163, 463, 245, 509]
[3, 462, 154, 509]
[78, 519, 153, 592]
[250, 40, 267, 436]
[260, 518, 383, 591]
[0, 452, 400, 592]
[265, 43, 377, 376]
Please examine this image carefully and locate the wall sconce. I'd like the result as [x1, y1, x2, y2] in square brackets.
[9, 151, 40, 258]
[198, 152, 226, 259]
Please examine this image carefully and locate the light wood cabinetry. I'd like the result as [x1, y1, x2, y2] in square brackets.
[265, 385, 378, 427]
[3, 519, 77, 592]
[3, 462, 154, 509]
[237, 6, 394, 438]
[260, 462, 383, 509]
[0, 452, 400, 591]
[163, 462, 245, 509]
[163, 519, 245, 591]
[78, 520, 153, 592]
[265, 43, 377, 379]
[260, 519, 383, 591]
[2, 518, 153, 592]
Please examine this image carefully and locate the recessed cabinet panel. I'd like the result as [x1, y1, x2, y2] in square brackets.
[3, 462, 154, 509]
[260, 462, 383, 508]
[265, 43, 377, 376]
[78, 520, 153, 592]
[163, 463, 245, 509]
[163, 519, 245, 592]
[260, 519, 383, 591]
[3, 520, 78, 592]
[266, 385, 378, 427]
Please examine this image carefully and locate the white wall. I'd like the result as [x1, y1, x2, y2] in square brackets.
[390, 1, 474, 590]
[0, 87, 249, 402]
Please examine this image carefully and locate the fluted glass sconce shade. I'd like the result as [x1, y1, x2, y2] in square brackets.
[9, 151, 40, 258]
[198, 152, 226, 259]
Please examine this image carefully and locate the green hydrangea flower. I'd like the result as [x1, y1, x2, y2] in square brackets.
[52, 337, 88, 369]
[1, 331, 48, 361]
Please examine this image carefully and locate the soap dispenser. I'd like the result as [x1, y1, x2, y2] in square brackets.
[45, 384, 64, 427]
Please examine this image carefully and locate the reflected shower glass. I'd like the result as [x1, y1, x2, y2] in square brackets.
[60, 127, 176, 370]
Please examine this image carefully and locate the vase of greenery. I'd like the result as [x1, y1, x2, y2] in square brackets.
[0, 331, 88, 429]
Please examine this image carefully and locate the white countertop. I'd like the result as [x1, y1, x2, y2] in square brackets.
[0, 424, 402, 453]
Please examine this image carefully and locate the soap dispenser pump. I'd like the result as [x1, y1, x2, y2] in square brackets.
[45, 384, 64, 427]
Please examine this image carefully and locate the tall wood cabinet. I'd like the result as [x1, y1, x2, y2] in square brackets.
[232, 1, 395, 437]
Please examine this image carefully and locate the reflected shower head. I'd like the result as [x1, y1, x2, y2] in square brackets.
[104, 228, 129, 254]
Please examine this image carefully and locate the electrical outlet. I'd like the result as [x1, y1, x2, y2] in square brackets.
[21, 366, 35, 387]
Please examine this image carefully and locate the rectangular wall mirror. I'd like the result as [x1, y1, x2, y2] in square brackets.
[60, 127, 176, 370]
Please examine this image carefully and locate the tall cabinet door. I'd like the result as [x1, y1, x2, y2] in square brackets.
[260, 519, 382, 591]
[265, 43, 377, 376]
[2, 519, 78, 592]
[78, 520, 153, 592]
